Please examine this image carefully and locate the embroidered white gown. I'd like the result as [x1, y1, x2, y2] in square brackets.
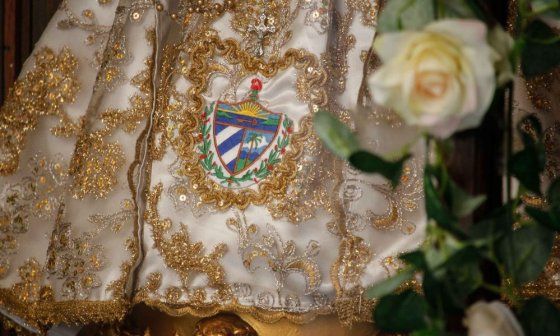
[0, 0, 429, 332]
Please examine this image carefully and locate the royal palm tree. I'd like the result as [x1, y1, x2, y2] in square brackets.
[242, 133, 264, 170]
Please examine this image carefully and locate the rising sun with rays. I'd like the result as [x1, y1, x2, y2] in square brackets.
[225, 102, 269, 119]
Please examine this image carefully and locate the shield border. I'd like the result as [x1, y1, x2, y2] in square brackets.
[211, 99, 284, 177]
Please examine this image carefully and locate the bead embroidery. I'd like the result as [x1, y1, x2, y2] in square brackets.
[227, 212, 326, 310]
[0, 155, 68, 279]
[173, 34, 326, 210]
[0, 48, 79, 176]
[197, 79, 294, 189]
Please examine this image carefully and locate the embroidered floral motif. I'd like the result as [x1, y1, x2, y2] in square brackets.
[145, 184, 231, 302]
[0, 155, 68, 279]
[57, 1, 112, 48]
[70, 55, 153, 200]
[197, 80, 294, 189]
[302, 0, 331, 34]
[342, 161, 423, 234]
[45, 200, 135, 300]
[0, 48, 79, 176]
[69, 130, 126, 200]
[231, 1, 293, 58]
[227, 213, 324, 309]
[331, 235, 374, 325]
[11, 259, 53, 304]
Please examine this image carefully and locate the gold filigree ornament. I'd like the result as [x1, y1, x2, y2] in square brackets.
[143, 184, 231, 302]
[227, 213, 325, 310]
[0, 154, 68, 279]
[173, 34, 327, 210]
[0, 47, 80, 176]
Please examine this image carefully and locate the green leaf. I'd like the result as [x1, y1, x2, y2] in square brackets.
[529, 179, 560, 231]
[497, 224, 554, 285]
[509, 144, 546, 195]
[349, 150, 410, 188]
[432, 263, 483, 311]
[526, 206, 560, 231]
[520, 296, 560, 336]
[531, 0, 560, 19]
[365, 267, 415, 299]
[313, 110, 359, 159]
[549, 178, 560, 220]
[373, 290, 429, 333]
[424, 169, 463, 236]
[400, 250, 428, 270]
[378, 0, 435, 32]
[521, 20, 560, 78]
[448, 180, 486, 218]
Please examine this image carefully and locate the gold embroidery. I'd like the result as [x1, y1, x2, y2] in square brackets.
[0, 216, 130, 329]
[544, 123, 560, 180]
[174, 34, 327, 210]
[137, 299, 332, 325]
[344, 161, 423, 234]
[227, 213, 324, 309]
[69, 129, 126, 199]
[0, 286, 128, 331]
[106, 237, 138, 299]
[144, 184, 230, 300]
[315, 2, 375, 326]
[331, 236, 375, 326]
[0, 154, 68, 279]
[0, 47, 80, 176]
[521, 237, 560, 301]
[524, 68, 558, 114]
[58, 0, 112, 49]
[70, 57, 154, 200]
[230, 0, 294, 58]
[12, 259, 52, 304]
[302, 0, 331, 34]
[45, 200, 135, 300]
[346, 0, 380, 26]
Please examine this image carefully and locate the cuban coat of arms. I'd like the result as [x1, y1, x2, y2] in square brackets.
[197, 78, 294, 189]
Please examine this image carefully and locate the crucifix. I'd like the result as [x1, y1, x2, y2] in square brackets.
[247, 13, 276, 57]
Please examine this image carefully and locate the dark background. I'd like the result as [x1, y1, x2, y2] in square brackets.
[1, 0, 61, 103]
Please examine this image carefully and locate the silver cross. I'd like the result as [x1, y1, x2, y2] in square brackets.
[247, 13, 276, 57]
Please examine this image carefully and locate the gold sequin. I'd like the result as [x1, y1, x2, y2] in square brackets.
[0, 48, 79, 176]
[174, 34, 327, 210]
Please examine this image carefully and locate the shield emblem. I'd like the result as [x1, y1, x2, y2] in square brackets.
[212, 100, 282, 175]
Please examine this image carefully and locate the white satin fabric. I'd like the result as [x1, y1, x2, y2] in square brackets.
[0, 0, 427, 330]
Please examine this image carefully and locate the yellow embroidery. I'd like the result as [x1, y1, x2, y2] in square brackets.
[70, 57, 153, 200]
[173, 34, 327, 210]
[0, 47, 80, 176]
[45, 200, 135, 300]
[145, 184, 230, 299]
[0, 155, 68, 279]
[11, 259, 52, 304]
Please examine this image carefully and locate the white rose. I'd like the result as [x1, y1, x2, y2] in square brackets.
[369, 19, 498, 138]
[464, 301, 525, 336]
